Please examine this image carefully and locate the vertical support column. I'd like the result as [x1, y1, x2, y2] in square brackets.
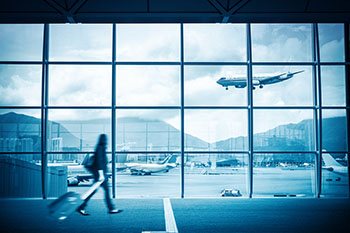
[180, 23, 185, 198]
[112, 23, 117, 198]
[314, 23, 323, 198]
[312, 24, 320, 198]
[344, 23, 350, 197]
[247, 23, 253, 198]
[41, 24, 49, 199]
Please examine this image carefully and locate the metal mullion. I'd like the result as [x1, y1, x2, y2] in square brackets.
[47, 106, 112, 109]
[111, 23, 117, 198]
[115, 106, 181, 109]
[314, 23, 322, 198]
[253, 106, 316, 110]
[180, 23, 185, 198]
[0, 106, 42, 109]
[115, 61, 180, 66]
[183, 62, 247, 66]
[253, 151, 317, 154]
[48, 61, 112, 65]
[251, 62, 314, 66]
[41, 24, 49, 199]
[184, 151, 249, 154]
[319, 62, 350, 66]
[0, 61, 42, 65]
[184, 106, 248, 109]
[345, 23, 350, 197]
[114, 151, 182, 154]
[247, 23, 253, 198]
[0, 152, 42, 154]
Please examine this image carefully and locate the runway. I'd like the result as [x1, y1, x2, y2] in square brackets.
[69, 167, 349, 198]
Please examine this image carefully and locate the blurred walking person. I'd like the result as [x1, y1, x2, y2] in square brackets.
[77, 134, 122, 215]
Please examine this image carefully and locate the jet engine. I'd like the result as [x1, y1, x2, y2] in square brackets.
[67, 176, 79, 186]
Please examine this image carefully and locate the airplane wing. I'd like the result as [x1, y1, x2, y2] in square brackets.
[258, 73, 286, 85]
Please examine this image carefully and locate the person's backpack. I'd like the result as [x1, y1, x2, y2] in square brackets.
[82, 153, 96, 173]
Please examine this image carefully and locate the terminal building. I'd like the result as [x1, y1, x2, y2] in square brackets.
[0, 1, 349, 232]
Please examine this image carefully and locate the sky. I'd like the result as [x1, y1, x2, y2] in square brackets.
[0, 23, 346, 143]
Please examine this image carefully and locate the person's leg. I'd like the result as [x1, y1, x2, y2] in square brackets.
[101, 178, 114, 210]
[77, 172, 98, 215]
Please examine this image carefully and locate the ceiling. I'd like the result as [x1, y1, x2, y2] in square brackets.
[0, 0, 349, 24]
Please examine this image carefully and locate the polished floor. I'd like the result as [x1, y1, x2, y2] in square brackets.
[0, 198, 349, 233]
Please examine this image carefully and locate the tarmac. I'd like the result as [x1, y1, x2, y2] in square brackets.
[1, 198, 349, 233]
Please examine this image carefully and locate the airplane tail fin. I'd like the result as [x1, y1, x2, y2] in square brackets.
[159, 154, 177, 164]
[322, 152, 343, 167]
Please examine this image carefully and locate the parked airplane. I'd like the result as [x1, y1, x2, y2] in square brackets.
[322, 152, 348, 179]
[67, 154, 177, 185]
[216, 70, 304, 90]
[126, 154, 177, 175]
[67, 154, 128, 186]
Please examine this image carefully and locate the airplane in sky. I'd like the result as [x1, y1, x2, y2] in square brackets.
[126, 154, 177, 175]
[322, 152, 348, 179]
[216, 70, 304, 90]
[67, 154, 177, 185]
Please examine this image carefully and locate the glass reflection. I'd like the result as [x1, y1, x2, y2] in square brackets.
[185, 153, 248, 197]
[0, 24, 43, 61]
[116, 110, 180, 152]
[117, 24, 180, 61]
[50, 24, 112, 61]
[185, 66, 247, 106]
[0, 110, 41, 152]
[321, 66, 346, 106]
[318, 24, 345, 62]
[185, 110, 248, 151]
[253, 66, 313, 106]
[116, 153, 180, 198]
[48, 109, 111, 152]
[251, 24, 312, 62]
[116, 65, 180, 106]
[0, 65, 42, 106]
[49, 65, 112, 106]
[322, 109, 347, 152]
[184, 24, 246, 62]
[321, 153, 349, 197]
[0, 153, 42, 198]
[254, 110, 314, 152]
[253, 153, 315, 197]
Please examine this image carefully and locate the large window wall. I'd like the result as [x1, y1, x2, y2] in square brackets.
[0, 23, 348, 198]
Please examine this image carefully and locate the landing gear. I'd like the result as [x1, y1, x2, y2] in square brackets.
[225, 87, 228, 90]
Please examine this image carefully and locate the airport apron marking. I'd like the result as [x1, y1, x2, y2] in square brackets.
[142, 198, 178, 233]
[164, 198, 178, 233]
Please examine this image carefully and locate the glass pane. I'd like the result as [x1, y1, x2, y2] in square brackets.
[0, 153, 43, 198]
[318, 24, 345, 62]
[322, 109, 347, 152]
[253, 153, 315, 197]
[0, 24, 43, 61]
[185, 153, 248, 197]
[116, 24, 180, 61]
[185, 66, 247, 106]
[321, 66, 346, 106]
[322, 152, 349, 197]
[185, 110, 248, 151]
[117, 153, 180, 198]
[0, 65, 42, 106]
[251, 24, 312, 62]
[184, 24, 246, 62]
[116, 65, 180, 106]
[47, 109, 111, 152]
[49, 65, 112, 106]
[253, 66, 313, 106]
[0, 109, 41, 152]
[116, 109, 180, 152]
[254, 110, 314, 151]
[50, 24, 112, 61]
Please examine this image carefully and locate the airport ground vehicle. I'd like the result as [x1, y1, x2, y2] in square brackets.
[221, 188, 242, 197]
